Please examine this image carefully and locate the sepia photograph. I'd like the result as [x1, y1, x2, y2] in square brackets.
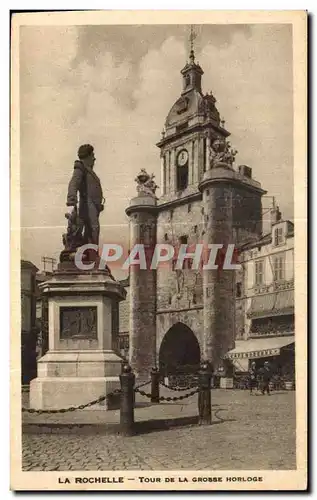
[10, 10, 307, 491]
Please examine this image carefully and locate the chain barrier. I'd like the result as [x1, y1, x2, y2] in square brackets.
[22, 380, 151, 414]
[22, 389, 122, 414]
[134, 379, 151, 392]
[159, 380, 198, 392]
[135, 387, 199, 402]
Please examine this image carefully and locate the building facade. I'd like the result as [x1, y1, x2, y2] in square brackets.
[21, 260, 39, 384]
[225, 208, 295, 381]
[122, 46, 288, 380]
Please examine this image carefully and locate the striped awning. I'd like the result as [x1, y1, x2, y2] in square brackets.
[224, 335, 295, 360]
[247, 290, 294, 319]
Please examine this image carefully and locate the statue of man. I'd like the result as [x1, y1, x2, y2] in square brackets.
[66, 144, 104, 246]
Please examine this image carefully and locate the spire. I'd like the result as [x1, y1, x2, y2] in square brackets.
[189, 25, 197, 63]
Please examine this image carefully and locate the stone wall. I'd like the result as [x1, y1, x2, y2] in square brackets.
[119, 284, 130, 335]
[157, 198, 204, 311]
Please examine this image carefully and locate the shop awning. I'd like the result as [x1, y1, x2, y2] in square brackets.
[274, 289, 294, 311]
[247, 290, 294, 319]
[224, 335, 295, 360]
[247, 294, 276, 318]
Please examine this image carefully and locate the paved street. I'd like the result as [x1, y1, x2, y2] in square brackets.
[22, 389, 296, 471]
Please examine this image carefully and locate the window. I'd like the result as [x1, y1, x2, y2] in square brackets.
[176, 235, 192, 270]
[274, 227, 284, 246]
[236, 282, 242, 298]
[194, 225, 198, 233]
[188, 203, 191, 213]
[177, 165, 188, 191]
[273, 255, 285, 282]
[255, 260, 264, 286]
[164, 233, 168, 241]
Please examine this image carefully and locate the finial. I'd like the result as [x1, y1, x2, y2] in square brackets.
[220, 117, 226, 128]
[189, 25, 197, 62]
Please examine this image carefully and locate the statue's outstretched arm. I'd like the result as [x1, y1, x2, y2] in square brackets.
[66, 165, 84, 207]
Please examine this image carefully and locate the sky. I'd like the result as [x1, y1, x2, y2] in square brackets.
[19, 23, 293, 275]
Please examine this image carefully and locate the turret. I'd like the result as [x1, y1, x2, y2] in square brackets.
[199, 137, 266, 372]
[125, 169, 158, 378]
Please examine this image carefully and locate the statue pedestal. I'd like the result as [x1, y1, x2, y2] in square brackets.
[29, 269, 126, 410]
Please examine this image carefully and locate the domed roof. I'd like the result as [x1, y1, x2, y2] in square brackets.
[165, 89, 221, 129]
[165, 89, 204, 128]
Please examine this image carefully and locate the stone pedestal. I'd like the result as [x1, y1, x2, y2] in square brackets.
[29, 269, 126, 410]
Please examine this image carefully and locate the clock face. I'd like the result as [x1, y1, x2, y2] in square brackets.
[177, 149, 189, 167]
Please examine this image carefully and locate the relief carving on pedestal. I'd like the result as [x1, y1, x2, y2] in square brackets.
[59, 306, 97, 339]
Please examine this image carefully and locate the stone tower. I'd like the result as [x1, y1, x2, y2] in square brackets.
[199, 149, 266, 371]
[155, 40, 266, 373]
[125, 170, 158, 378]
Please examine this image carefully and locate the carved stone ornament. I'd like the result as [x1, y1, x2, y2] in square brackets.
[176, 96, 189, 114]
[135, 168, 159, 197]
[60, 306, 97, 339]
[209, 137, 238, 168]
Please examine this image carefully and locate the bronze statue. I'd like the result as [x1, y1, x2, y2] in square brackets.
[61, 144, 105, 262]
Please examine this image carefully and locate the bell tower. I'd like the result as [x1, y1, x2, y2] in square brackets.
[155, 27, 231, 360]
[157, 28, 230, 199]
[155, 26, 266, 375]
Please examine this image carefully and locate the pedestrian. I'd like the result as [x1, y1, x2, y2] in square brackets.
[259, 361, 272, 395]
[248, 362, 257, 395]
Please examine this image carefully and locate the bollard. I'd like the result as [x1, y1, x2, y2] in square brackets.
[198, 361, 212, 425]
[150, 366, 160, 404]
[120, 357, 128, 373]
[119, 363, 135, 436]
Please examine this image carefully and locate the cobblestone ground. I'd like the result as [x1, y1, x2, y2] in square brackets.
[22, 389, 296, 471]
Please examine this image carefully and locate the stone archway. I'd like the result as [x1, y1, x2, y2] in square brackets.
[159, 322, 200, 375]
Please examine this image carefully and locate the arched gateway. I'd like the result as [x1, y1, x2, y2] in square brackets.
[159, 322, 200, 375]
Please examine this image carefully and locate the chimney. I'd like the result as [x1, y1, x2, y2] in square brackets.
[270, 205, 282, 226]
[238, 165, 252, 179]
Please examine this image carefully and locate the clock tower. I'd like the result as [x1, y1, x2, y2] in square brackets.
[156, 44, 230, 199]
[154, 32, 266, 374]
[155, 38, 233, 366]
